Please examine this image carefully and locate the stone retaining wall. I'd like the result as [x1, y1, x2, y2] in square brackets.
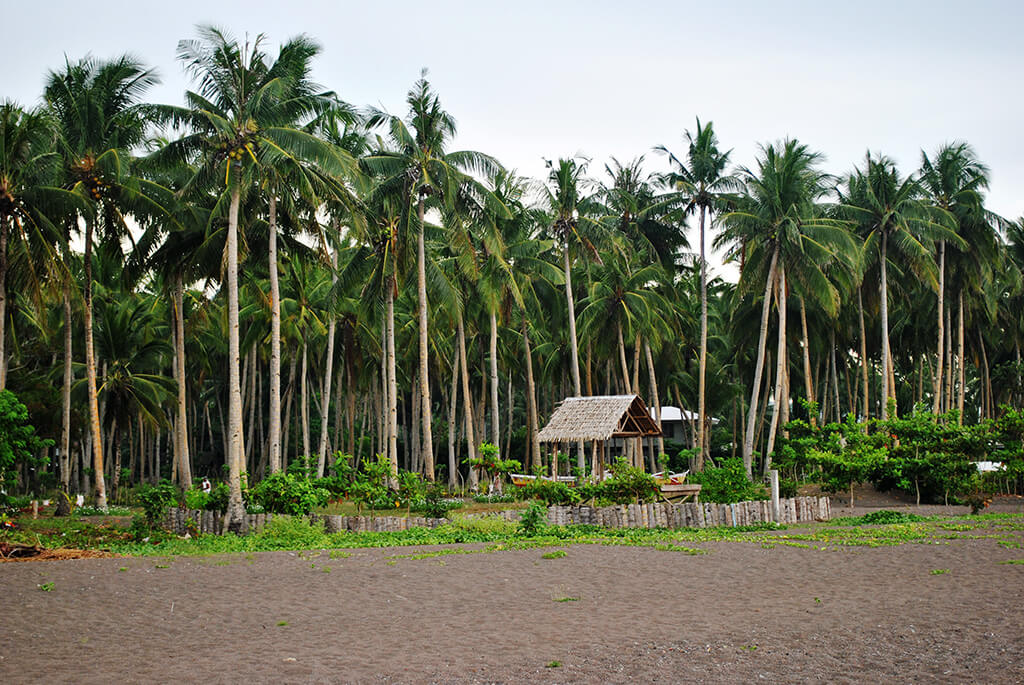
[162, 496, 830, 536]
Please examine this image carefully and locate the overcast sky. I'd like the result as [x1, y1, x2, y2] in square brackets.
[8, 1, 1022, 281]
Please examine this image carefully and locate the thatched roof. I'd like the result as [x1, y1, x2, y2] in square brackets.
[537, 395, 662, 442]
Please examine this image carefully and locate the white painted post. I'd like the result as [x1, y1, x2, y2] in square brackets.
[769, 469, 780, 522]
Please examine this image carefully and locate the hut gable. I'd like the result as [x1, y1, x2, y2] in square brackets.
[537, 395, 661, 443]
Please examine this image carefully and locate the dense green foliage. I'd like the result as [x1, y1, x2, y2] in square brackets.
[775, 407, 1024, 505]
[2, 27, 1022, 524]
[688, 458, 769, 503]
[0, 391, 52, 503]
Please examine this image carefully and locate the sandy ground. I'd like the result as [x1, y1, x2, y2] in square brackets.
[3, 510, 1024, 684]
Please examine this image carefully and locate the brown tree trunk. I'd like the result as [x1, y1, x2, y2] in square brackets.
[742, 246, 778, 477]
[522, 317, 540, 471]
[957, 292, 965, 423]
[61, 282, 73, 492]
[799, 298, 816, 426]
[174, 274, 192, 488]
[225, 183, 246, 532]
[765, 261, 787, 474]
[457, 311, 477, 488]
[83, 218, 107, 508]
[416, 199, 435, 481]
[268, 194, 282, 473]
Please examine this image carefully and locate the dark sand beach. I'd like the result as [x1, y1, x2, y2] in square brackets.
[4, 498, 1024, 684]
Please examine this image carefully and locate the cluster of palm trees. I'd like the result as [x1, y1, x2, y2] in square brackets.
[3, 28, 1022, 526]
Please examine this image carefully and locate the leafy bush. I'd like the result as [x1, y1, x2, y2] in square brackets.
[600, 458, 660, 504]
[248, 472, 329, 516]
[183, 486, 210, 511]
[136, 480, 179, 525]
[517, 478, 580, 506]
[0, 390, 52, 502]
[415, 484, 462, 518]
[689, 458, 768, 503]
[349, 454, 393, 511]
[518, 500, 547, 536]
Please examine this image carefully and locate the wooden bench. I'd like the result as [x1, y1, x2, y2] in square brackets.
[659, 483, 702, 504]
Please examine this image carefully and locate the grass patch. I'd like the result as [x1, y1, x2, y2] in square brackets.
[1000, 559, 1024, 565]
[541, 549, 567, 559]
[553, 596, 579, 602]
[276, 621, 288, 626]
[545, 661, 561, 668]
[831, 510, 926, 526]
[930, 568, 950, 575]
[37, 582, 54, 592]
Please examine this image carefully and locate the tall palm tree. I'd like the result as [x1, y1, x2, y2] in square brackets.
[656, 119, 736, 469]
[45, 55, 164, 509]
[363, 72, 503, 481]
[155, 27, 356, 529]
[720, 139, 854, 475]
[918, 142, 990, 416]
[841, 153, 959, 419]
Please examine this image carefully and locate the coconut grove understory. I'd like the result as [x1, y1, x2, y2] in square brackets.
[3, 27, 1024, 530]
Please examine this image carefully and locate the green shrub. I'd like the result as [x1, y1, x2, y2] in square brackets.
[689, 458, 768, 503]
[136, 480, 179, 525]
[415, 484, 461, 518]
[518, 500, 547, 536]
[0, 390, 52, 502]
[518, 478, 580, 506]
[601, 458, 660, 504]
[249, 472, 329, 516]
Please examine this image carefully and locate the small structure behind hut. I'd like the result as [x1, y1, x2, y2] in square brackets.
[537, 395, 661, 477]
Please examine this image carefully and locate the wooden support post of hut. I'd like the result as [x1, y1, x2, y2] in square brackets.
[537, 395, 662, 480]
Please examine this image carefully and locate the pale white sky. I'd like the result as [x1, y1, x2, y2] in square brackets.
[8, 1, 1023, 282]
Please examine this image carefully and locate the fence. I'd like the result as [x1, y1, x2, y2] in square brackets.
[162, 495, 830, 536]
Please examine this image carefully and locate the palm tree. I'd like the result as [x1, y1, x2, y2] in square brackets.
[841, 153, 959, 419]
[154, 27, 357, 530]
[45, 55, 164, 509]
[656, 119, 736, 469]
[918, 143, 990, 416]
[720, 139, 854, 475]
[362, 72, 503, 481]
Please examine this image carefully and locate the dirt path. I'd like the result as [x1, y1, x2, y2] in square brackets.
[3, 526, 1024, 683]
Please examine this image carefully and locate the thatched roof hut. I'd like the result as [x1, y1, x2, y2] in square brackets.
[537, 395, 661, 443]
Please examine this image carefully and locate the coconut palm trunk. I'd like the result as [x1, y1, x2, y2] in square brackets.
[489, 311, 500, 450]
[957, 292, 965, 423]
[933, 240, 945, 414]
[385, 277, 399, 480]
[83, 218, 107, 508]
[225, 184, 246, 532]
[644, 339, 664, 457]
[447, 344, 459, 488]
[61, 283, 73, 492]
[0, 224, 6, 391]
[174, 273, 192, 488]
[742, 246, 779, 478]
[521, 316, 541, 470]
[880, 230, 892, 420]
[416, 199, 435, 481]
[457, 311, 477, 488]
[300, 340, 309, 460]
[562, 244, 585, 467]
[696, 203, 709, 469]
[799, 298, 817, 426]
[317, 251, 338, 476]
[268, 195, 282, 473]
[858, 288, 869, 422]
[764, 262, 787, 474]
